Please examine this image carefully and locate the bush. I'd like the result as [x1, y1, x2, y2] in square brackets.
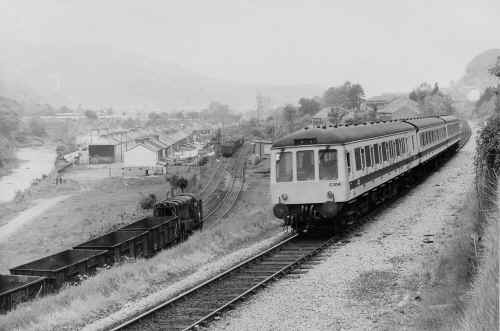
[139, 193, 157, 209]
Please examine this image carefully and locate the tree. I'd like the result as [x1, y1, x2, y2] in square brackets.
[29, 117, 46, 137]
[298, 98, 321, 116]
[347, 83, 365, 110]
[0, 109, 20, 138]
[322, 81, 365, 110]
[148, 112, 161, 121]
[476, 87, 497, 109]
[84, 110, 98, 120]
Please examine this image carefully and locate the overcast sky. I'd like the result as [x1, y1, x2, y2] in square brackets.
[1, 0, 498, 96]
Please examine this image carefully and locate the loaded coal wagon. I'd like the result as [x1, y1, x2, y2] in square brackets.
[0, 274, 48, 313]
[10, 249, 108, 289]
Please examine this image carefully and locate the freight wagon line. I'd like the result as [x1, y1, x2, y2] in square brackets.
[110, 233, 340, 331]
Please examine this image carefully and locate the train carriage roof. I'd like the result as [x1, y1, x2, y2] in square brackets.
[439, 115, 460, 123]
[402, 117, 446, 130]
[272, 121, 415, 147]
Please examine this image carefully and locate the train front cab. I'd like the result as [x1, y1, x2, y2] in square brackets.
[270, 144, 349, 228]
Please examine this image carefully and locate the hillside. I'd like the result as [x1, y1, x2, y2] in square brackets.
[449, 49, 500, 101]
[0, 42, 322, 111]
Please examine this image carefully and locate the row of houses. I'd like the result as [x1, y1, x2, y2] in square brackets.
[77, 127, 212, 168]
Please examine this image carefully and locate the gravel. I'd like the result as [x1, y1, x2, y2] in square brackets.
[209, 135, 476, 331]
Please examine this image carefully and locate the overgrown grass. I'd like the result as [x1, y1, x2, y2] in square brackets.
[458, 114, 499, 330]
[0, 204, 280, 331]
[458, 187, 499, 331]
[413, 117, 498, 330]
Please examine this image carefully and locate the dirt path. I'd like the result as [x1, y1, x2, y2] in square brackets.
[0, 195, 71, 243]
[210, 138, 476, 330]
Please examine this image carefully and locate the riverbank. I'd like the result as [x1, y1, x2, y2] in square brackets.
[0, 146, 56, 203]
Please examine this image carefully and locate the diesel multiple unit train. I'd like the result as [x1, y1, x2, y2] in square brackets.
[271, 115, 465, 232]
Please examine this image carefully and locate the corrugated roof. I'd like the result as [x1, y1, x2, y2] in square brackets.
[89, 136, 121, 146]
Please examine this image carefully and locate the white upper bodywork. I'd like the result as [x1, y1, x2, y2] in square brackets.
[270, 121, 461, 205]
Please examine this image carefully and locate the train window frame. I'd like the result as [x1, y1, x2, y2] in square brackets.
[346, 151, 352, 175]
[360, 148, 366, 169]
[364, 145, 372, 168]
[275, 151, 293, 182]
[381, 142, 388, 162]
[319, 149, 338, 180]
[373, 143, 380, 164]
[296, 150, 315, 181]
[354, 148, 362, 171]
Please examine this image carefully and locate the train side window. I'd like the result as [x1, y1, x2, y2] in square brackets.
[411, 136, 415, 151]
[364, 146, 372, 167]
[354, 148, 362, 170]
[373, 143, 380, 164]
[390, 141, 395, 159]
[396, 139, 401, 156]
[360, 148, 366, 169]
[296, 150, 315, 181]
[276, 151, 293, 182]
[346, 151, 351, 175]
[319, 149, 338, 180]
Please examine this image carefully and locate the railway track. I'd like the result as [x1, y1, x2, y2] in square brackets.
[109, 126, 473, 331]
[198, 161, 225, 198]
[202, 145, 249, 222]
[111, 234, 337, 331]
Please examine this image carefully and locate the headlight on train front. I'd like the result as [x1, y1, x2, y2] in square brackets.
[327, 191, 334, 200]
[280, 193, 288, 201]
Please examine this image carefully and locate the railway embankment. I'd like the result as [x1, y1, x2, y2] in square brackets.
[208, 121, 495, 331]
[458, 114, 499, 331]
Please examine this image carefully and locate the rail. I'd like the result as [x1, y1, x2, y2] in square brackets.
[109, 233, 343, 331]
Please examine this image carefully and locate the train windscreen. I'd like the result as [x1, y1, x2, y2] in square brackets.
[319, 149, 338, 180]
[297, 150, 315, 181]
[276, 152, 293, 182]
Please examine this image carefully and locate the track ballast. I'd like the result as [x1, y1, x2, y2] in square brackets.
[111, 234, 336, 331]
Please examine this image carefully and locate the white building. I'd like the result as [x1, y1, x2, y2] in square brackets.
[124, 142, 165, 168]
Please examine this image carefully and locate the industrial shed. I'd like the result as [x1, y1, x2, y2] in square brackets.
[88, 136, 124, 164]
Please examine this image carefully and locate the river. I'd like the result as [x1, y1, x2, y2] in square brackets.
[0, 146, 56, 202]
